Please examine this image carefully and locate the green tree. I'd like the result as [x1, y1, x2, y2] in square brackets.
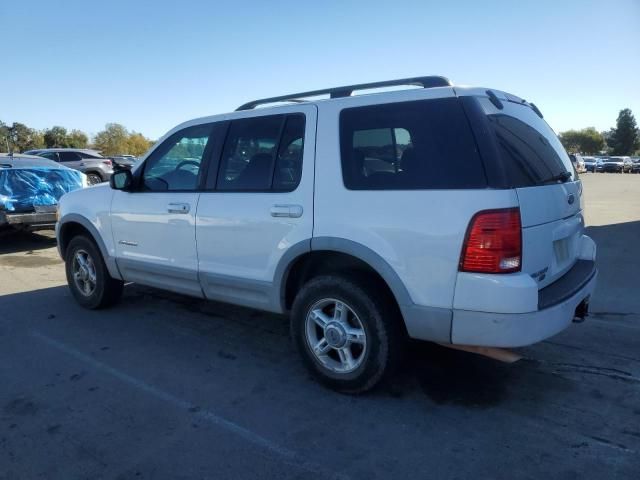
[125, 132, 153, 156]
[44, 126, 69, 148]
[93, 123, 129, 156]
[607, 109, 640, 155]
[67, 129, 89, 148]
[559, 127, 605, 154]
[0, 121, 10, 152]
[0, 122, 46, 152]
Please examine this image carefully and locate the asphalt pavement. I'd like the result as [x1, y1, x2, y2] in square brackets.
[1, 173, 639, 479]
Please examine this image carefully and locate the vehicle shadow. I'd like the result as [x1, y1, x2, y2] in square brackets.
[0, 230, 57, 255]
[585, 220, 640, 314]
[2, 282, 537, 409]
[4, 221, 637, 409]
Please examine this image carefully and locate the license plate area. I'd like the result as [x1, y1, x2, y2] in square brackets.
[553, 237, 570, 265]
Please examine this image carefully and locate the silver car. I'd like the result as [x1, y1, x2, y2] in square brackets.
[24, 148, 114, 185]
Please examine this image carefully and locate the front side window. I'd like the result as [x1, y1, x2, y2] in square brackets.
[40, 152, 59, 162]
[217, 114, 305, 192]
[340, 98, 486, 190]
[143, 124, 213, 191]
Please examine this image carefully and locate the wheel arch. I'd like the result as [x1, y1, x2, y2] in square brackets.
[57, 214, 122, 280]
[279, 237, 412, 316]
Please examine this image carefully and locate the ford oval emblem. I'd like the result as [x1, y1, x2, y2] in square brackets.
[567, 194, 575, 205]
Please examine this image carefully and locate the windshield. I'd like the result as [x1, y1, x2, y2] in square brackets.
[479, 97, 576, 187]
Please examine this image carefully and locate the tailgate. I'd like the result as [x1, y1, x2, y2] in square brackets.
[517, 180, 584, 289]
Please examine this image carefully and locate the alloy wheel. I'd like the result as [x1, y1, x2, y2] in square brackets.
[72, 249, 97, 296]
[305, 298, 367, 373]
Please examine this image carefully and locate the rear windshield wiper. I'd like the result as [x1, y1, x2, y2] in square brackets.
[541, 171, 572, 184]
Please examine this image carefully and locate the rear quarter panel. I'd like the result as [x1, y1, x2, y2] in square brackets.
[313, 90, 519, 309]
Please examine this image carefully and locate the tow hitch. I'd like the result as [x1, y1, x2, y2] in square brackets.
[573, 297, 590, 323]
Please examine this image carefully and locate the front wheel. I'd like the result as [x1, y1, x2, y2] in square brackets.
[65, 235, 123, 309]
[291, 275, 403, 394]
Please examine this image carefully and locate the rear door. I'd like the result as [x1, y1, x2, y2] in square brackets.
[476, 96, 583, 288]
[195, 105, 316, 312]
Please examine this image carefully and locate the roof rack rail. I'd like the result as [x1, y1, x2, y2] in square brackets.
[236, 75, 452, 111]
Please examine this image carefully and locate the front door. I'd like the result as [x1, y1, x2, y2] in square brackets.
[111, 123, 218, 297]
[196, 106, 316, 312]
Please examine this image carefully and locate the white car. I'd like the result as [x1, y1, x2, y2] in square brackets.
[56, 76, 597, 393]
[569, 153, 587, 173]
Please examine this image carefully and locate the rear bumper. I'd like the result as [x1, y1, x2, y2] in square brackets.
[450, 261, 597, 347]
[0, 211, 57, 230]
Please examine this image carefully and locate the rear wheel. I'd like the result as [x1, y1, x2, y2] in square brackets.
[65, 235, 123, 309]
[291, 275, 403, 394]
[86, 173, 102, 185]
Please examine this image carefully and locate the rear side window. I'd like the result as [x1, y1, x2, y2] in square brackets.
[78, 152, 103, 159]
[340, 98, 486, 190]
[58, 152, 82, 162]
[479, 98, 575, 187]
[273, 115, 305, 191]
[217, 113, 305, 192]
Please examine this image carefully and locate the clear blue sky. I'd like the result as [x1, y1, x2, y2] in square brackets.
[1, 0, 638, 140]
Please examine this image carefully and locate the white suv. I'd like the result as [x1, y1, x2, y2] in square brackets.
[56, 76, 597, 393]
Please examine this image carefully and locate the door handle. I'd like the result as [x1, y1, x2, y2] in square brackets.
[270, 204, 303, 218]
[168, 202, 190, 214]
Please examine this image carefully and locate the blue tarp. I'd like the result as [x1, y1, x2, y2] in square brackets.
[0, 167, 83, 212]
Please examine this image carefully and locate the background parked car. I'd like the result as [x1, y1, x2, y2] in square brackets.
[24, 148, 114, 185]
[1, 153, 86, 233]
[631, 157, 640, 173]
[569, 153, 587, 173]
[582, 156, 603, 172]
[600, 156, 632, 173]
[616, 156, 634, 173]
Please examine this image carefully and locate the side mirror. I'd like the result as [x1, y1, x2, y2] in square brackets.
[109, 169, 133, 191]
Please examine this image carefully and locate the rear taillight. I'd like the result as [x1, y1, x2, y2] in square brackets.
[459, 208, 522, 274]
[102, 159, 113, 166]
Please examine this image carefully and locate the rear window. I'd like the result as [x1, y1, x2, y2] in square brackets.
[479, 98, 576, 187]
[340, 98, 486, 190]
[78, 152, 103, 159]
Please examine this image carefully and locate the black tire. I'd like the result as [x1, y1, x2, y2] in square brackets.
[86, 173, 102, 185]
[291, 274, 404, 394]
[65, 235, 123, 309]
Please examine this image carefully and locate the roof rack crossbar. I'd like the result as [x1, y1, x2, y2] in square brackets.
[236, 76, 452, 111]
